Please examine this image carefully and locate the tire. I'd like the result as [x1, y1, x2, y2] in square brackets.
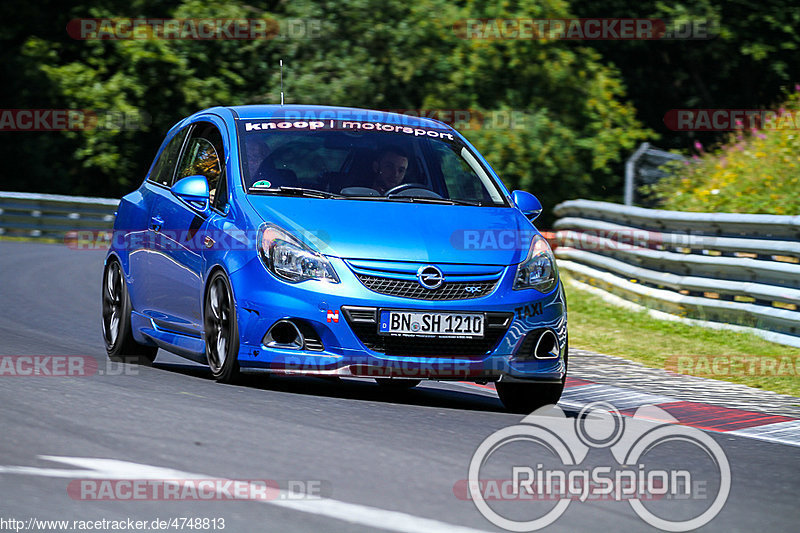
[496, 337, 569, 414]
[204, 270, 240, 382]
[375, 378, 421, 390]
[102, 259, 158, 365]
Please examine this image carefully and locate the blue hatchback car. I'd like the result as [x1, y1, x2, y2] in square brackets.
[102, 105, 567, 412]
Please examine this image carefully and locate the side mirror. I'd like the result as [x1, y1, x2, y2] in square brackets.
[171, 175, 209, 210]
[512, 190, 542, 220]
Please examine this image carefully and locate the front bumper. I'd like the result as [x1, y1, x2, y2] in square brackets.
[229, 256, 567, 383]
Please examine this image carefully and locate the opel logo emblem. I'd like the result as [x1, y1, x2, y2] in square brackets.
[417, 265, 444, 290]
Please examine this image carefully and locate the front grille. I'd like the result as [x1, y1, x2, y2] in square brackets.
[355, 274, 497, 300]
[342, 307, 512, 357]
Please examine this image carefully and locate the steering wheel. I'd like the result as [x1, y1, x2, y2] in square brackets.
[385, 183, 435, 196]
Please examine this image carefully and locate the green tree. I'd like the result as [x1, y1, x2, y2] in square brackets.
[4, 0, 651, 221]
[569, 0, 800, 150]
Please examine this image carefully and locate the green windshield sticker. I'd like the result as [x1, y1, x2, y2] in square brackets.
[252, 180, 272, 188]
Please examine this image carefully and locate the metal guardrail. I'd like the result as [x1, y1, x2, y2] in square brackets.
[555, 199, 800, 239]
[1, 191, 797, 344]
[553, 199, 800, 345]
[0, 191, 118, 238]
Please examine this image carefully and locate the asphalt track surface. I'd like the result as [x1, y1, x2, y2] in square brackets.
[0, 241, 797, 532]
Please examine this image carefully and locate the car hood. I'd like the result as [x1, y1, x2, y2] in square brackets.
[246, 196, 536, 266]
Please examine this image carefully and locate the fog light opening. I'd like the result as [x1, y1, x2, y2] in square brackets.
[264, 320, 304, 350]
[534, 330, 559, 359]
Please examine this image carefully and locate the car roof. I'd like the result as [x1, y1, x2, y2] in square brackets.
[215, 104, 453, 130]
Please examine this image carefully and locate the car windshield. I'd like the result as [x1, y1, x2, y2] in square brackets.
[236, 118, 508, 206]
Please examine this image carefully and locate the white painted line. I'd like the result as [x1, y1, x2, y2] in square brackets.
[0, 456, 199, 479]
[728, 420, 800, 447]
[0, 456, 495, 533]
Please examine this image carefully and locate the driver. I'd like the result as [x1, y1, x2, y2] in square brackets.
[371, 145, 409, 195]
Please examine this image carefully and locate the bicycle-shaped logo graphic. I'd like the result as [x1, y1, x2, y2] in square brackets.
[467, 402, 730, 531]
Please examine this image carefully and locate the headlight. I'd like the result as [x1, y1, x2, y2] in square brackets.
[513, 233, 558, 292]
[258, 224, 339, 283]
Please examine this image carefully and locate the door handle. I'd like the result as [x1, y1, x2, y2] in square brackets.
[150, 215, 164, 232]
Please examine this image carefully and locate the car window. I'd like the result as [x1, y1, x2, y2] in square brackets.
[432, 143, 485, 202]
[148, 127, 189, 186]
[236, 120, 507, 206]
[240, 131, 350, 189]
[269, 139, 350, 182]
[176, 122, 226, 208]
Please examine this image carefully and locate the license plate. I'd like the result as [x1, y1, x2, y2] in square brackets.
[378, 310, 484, 338]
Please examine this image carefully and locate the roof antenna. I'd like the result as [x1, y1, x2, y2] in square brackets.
[279, 59, 284, 106]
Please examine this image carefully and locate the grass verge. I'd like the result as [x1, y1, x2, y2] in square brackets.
[563, 274, 800, 397]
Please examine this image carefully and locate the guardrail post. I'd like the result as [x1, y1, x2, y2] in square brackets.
[624, 142, 649, 206]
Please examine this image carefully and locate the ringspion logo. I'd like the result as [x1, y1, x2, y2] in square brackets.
[463, 402, 730, 531]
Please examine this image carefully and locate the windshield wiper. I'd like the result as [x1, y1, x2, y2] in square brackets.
[248, 186, 343, 199]
[327, 194, 492, 206]
[383, 196, 485, 206]
[446, 199, 486, 206]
